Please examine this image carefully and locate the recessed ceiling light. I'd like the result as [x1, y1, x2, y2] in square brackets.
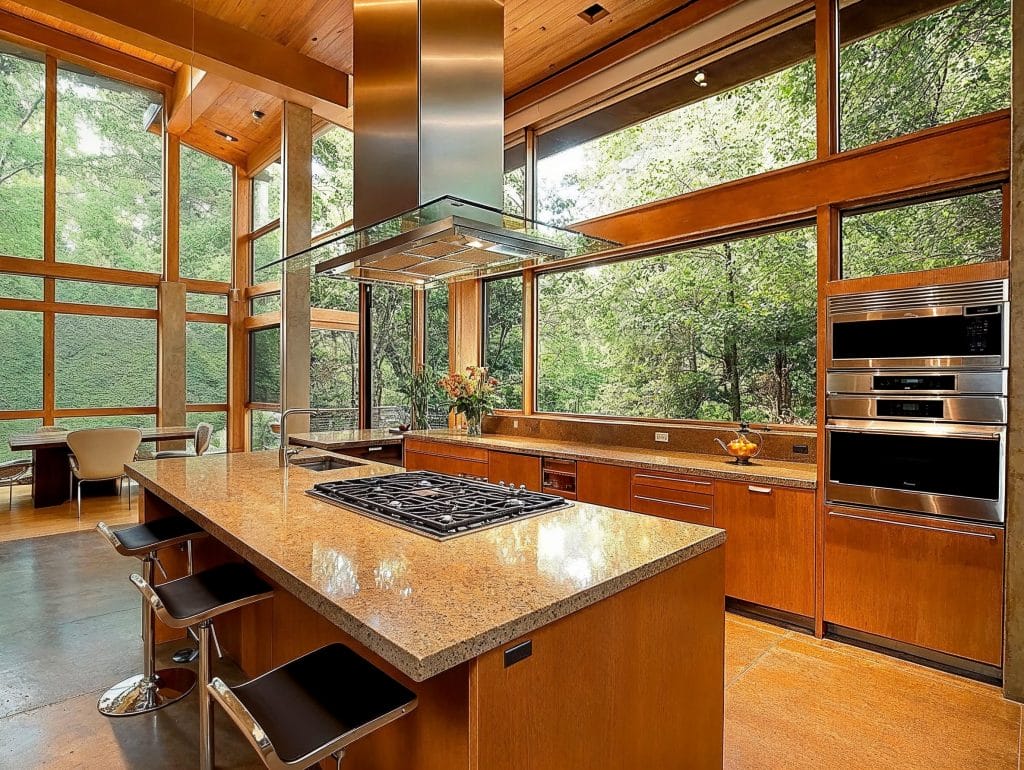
[694, 69, 708, 88]
[214, 129, 238, 143]
[578, 4, 609, 24]
[251, 110, 265, 121]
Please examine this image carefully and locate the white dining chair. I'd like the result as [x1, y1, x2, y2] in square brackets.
[0, 459, 32, 510]
[67, 428, 142, 518]
[154, 422, 214, 459]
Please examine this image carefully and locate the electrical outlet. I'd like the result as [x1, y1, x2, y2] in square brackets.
[654, 432, 669, 443]
[792, 444, 809, 455]
[513, 419, 519, 428]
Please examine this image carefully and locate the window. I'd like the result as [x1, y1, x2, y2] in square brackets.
[0, 310, 43, 410]
[369, 285, 412, 428]
[252, 227, 282, 282]
[425, 287, 450, 428]
[840, 0, 1010, 151]
[250, 409, 280, 450]
[186, 322, 228, 403]
[252, 161, 281, 229]
[54, 315, 157, 408]
[841, 188, 1004, 279]
[0, 419, 42, 464]
[537, 226, 818, 425]
[0, 43, 45, 260]
[311, 275, 358, 312]
[0, 274, 43, 300]
[249, 326, 280, 404]
[186, 410, 227, 453]
[250, 293, 281, 315]
[180, 145, 233, 281]
[536, 22, 815, 226]
[186, 292, 228, 315]
[310, 328, 359, 428]
[483, 276, 524, 410]
[55, 280, 157, 308]
[56, 65, 163, 273]
[312, 126, 354, 236]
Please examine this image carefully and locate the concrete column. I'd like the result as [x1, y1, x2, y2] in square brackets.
[1003, 0, 1023, 701]
[280, 102, 312, 432]
[158, 280, 187, 435]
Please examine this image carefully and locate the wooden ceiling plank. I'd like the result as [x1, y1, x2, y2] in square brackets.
[0, 6, 175, 89]
[11, 0, 350, 121]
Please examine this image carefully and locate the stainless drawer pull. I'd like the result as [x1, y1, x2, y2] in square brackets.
[634, 495, 710, 511]
[367, 446, 383, 452]
[828, 510, 998, 540]
[634, 473, 711, 486]
[748, 486, 773, 494]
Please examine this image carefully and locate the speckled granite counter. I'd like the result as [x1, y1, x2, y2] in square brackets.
[406, 429, 818, 489]
[288, 428, 403, 450]
[126, 451, 724, 682]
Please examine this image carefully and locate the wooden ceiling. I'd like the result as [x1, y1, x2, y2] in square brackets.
[0, 0, 699, 167]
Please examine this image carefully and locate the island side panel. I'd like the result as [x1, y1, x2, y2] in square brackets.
[469, 545, 725, 770]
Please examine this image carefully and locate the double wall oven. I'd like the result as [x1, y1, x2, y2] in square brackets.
[825, 280, 1008, 525]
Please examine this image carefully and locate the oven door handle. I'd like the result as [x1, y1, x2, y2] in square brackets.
[827, 510, 999, 540]
[825, 425, 1003, 440]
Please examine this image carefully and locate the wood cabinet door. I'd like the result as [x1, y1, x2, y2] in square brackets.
[577, 461, 631, 510]
[487, 451, 542, 491]
[713, 481, 814, 617]
[403, 450, 489, 480]
[404, 438, 489, 462]
[824, 507, 1004, 666]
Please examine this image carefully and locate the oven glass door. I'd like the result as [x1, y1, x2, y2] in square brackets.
[826, 423, 1004, 522]
[830, 308, 1003, 366]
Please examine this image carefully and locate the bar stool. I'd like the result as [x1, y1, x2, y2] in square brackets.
[132, 561, 274, 770]
[209, 643, 418, 769]
[95, 516, 206, 716]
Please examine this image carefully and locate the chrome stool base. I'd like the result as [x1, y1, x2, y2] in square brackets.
[97, 668, 197, 716]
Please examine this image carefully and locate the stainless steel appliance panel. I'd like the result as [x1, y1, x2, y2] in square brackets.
[827, 395, 1007, 424]
[826, 370, 1007, 396]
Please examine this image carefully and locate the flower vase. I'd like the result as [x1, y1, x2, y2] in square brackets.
[465, 409, 483, 437]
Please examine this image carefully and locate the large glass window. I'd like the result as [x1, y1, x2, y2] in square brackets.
[0, 43, 45, 260]
[425, 287, 450, 428]
[0, 310, 43, 410]
[186, 292, 228, 315]
[250, 409, 279, 450]
[186, 322, 228, 403]
[312, 126, 354, 236]
[55, 280, 157, 308]
[840, 0, 1011, 151]
[0, 274, 43, 300]
[536, 24, 815, 226]
[252, 161, 281, 230]
[370, 286, 411, 428]
[0, 418, 42, 464]
[537, 226, 818, 425]
[483, 276, 524, 410]
[54, 315, 157, 407]
[56, 65, 162, 273]
[841, 188, 1004, 279]
[310, 328, 359, 429]
[180, 145, 233, 281]
[252, 227, 282, 281]
[249, 326, 280, 404]
[186, 410, 227, 453]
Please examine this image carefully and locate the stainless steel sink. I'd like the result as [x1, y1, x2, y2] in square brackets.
[288, 456, 361, 472]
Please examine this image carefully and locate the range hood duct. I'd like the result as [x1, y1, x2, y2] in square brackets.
[271, 0, 617, 287]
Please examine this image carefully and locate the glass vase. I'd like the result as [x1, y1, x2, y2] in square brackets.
[464, 408, 483, 437]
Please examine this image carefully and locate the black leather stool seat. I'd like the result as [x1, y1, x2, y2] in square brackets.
[153, 563, 273, 625]
[113, 515, 204, 554]
[230, 643, 417, 765]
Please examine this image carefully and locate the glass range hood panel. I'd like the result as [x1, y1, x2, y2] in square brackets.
[265, 197, 620, 288]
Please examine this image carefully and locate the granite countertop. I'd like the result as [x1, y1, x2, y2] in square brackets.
[126, 451, 725, 682]
[405, 430, 818, 489]
[288, 428, 403, 450]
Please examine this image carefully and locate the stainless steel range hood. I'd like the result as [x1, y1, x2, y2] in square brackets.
[268, 0, 618, 287]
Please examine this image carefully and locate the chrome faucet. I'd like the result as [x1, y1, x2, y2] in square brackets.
[277, 407, 355, 468]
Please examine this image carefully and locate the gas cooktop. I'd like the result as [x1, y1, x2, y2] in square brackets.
[308, 470, 572, 540]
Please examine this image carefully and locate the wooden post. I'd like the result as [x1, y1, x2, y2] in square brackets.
[42, 54, 56, 427]
[228, 168, 252, 451]
[1002, 0, 1023, 702]
[280, 102, 312, 432]
[814, 0, 839, 158]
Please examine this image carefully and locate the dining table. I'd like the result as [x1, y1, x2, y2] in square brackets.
[8, 426, 197, 508]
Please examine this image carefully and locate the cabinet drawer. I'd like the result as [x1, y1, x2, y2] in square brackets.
[824, 507, 1003, 666]
[630, 470, 714, 496]
[713, 480, 814, 617]
[403, 450, 488, 480]
[630, 486, 713, 526]
[488, 451, 541, 491]
[404, 438, 489, 462]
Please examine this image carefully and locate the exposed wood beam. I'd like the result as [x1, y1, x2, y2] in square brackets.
[167, 65, 231, 136]
[11, 0, 350, 123]
[577, 111, 1010, 247]
[0, 7, 174, 90]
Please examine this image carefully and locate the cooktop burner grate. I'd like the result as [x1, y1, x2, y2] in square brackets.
[307, 470, 572, 540]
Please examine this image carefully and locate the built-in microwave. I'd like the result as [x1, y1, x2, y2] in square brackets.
[827, 280, 1008, 370]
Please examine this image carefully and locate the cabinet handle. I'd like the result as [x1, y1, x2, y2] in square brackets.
[367, 446, 383, 452]
[748, 485, 773, 494]
[827, 510, 998, 540]
[634, 495, 711, 512]
[634, 473, 711, 486]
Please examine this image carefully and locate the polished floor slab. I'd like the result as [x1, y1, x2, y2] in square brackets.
[0, 484, 137, 543]
[0, 529, 1020, 768]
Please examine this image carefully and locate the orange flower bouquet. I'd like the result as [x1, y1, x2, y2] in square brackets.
[438, 366, 500, 436]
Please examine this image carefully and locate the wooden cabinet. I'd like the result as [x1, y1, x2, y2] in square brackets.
[403, 438, 489, 480]
[824, 506, 1004, 666]
[338, 443, 404, 466]
[630, 470, 714, 526]
[487, 451, 541, 491]
[577, 461, 631, 510]
[713, 480, 814, 617]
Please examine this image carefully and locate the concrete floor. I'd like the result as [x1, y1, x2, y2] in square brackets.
[0, 529, 1021, 769]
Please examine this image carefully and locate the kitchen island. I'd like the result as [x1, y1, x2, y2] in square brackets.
[127, 451, 726, 769]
